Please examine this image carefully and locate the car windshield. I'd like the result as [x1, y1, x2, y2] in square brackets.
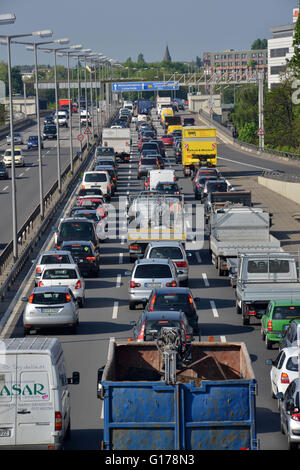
[66, 245, 93, 256]
[60, 222, 94, 239]
[5, 150, 21, 156]
[134, 264, 172, 278]
[40, 254, 70, 264]
[29, 136, 38, 140]
[144, 320, 182, 339]
[32, 292, 70, 305]
[272, 306, 300, 320]
[84, 173, 107, 182]
[42, 269, 78, 280]
[96, 148, 114, 156]
[149, 246, 183, 259]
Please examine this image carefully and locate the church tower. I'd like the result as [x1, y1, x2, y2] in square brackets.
[163, 44, 171, 62]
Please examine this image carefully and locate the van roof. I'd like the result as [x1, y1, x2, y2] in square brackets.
[0, 337, 62, 359]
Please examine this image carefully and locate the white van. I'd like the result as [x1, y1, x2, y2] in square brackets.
[82, 170, 111, 201]
[149, 169, 176, 190]
[0, 337, 79, 449]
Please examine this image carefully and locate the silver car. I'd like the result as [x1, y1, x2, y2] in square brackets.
[127, 258, 178, 310]
[143, 241, 190, 286]
[38, 263, 85, 307]
[277, 378, 300, 450]
[6, 132, 23, 145]
[22, 286, 79, 335]
[33, 250, 75, 286]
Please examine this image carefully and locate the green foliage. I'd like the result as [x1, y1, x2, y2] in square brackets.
[137, 53, 145, 64]
[0, 103, 6, 125]
[237, 122, 258, 144]
[0, 61, 23, 95]
[251, 38, 267, 50]
[288, 1, 300, 77]
[230, 84, 258, 130]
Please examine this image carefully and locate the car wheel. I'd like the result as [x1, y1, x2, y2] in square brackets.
[180, 279, 189, 287]
[261, 327, 266, 341]
[288, 437, 298, 450]
[129, 302, 135, 310]
[242, 316, 250, 325]
[24, 327, 31, 336]
[78, 298, 84, 308]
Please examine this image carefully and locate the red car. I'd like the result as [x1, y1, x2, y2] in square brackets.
[160, 135, 174, 147]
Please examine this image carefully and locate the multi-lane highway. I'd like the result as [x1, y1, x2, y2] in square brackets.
[0, 117, 82, 252]
[2, 108, 299, 450]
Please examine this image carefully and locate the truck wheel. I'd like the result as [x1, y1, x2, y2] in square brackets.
[242, 316, 250, 325]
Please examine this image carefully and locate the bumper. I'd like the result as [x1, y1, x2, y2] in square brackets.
[23, 314, 78, 328]
[129, 290, 152, 302]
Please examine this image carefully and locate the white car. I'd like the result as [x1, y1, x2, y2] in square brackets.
[266, 346, 299, 398]
[54, 111, 68, 127]
[81, 170, 112, 202]
[38, 263, 85, 307]
[33, 250, 75, 286]
[3, 147, 24, 167]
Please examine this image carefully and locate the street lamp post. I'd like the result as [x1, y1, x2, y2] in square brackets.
[0, 29, 53, 260]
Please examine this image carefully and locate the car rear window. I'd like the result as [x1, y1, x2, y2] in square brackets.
[73, 211, 99, 221]
[156, 183, 178, 192]
[67, 244, 93, 256]
[40, 254, 70, 264]
[149, 247, 183, 259]
[272, 306, 300, 319]
[84, 173, 107, 182]
[206, 182, 227, 192]
[145, 320, 182, 338]
[42, 269, 78, 279]
[134, 264, 172, 279]
[32, 292, 69, 305]
[142, 144, 158, 150]
[286, 357, 299, 372]
[154, 294, 190, 310]
[247, 260, 290, 274]
[141, 158, 157, 165]
[60, 222, 94, 239]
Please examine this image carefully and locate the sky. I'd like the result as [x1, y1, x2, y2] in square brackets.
[0, 0, 297, 67]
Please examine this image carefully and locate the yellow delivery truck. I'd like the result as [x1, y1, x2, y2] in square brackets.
[182, 126, 217, 176]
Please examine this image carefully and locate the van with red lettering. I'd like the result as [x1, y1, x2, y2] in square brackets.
[0, 337, 79, 449]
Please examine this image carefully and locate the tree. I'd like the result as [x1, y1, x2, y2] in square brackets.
[137, 53, 145, 64]
[196, 56, 202, 67]
[230, 84, 258, 130]
[237, 122, 258, 144]
[251, 38, 267, 50]
[288, 1, 300, 77]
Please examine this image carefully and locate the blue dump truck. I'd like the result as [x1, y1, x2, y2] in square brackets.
[97, 340, 258, 450]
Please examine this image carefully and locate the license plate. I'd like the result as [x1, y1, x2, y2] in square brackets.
[41, 308, 59, 314]
[145, 283, 161, 288]
[0, 429, 11, 437]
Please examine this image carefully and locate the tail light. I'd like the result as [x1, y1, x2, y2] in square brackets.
[130, 281, 141, 288]
[291, 413, 300, 422]
[267, 320, 272, 331]
[36, 266, 41, 274]
[28, 294, 34, 304]
[86, 256, 96, 261]
[130, 245, 140, 251]
[281, 372, 290, 384]
[81, 185, 85, 189]
[38, 281, 44, 287]
[196, 183, 200, 188]
[66, 294, 71, 303]
[166, 280, 177, 287]
[75, 280, 81, 290]
[188, 294, 196, 310]
[55, 412, 62, 431]
[149, 294, 156, 311]
[137, 321, 146, 341]
[107, 185, 110, 191]
[175, 261, 187, 268]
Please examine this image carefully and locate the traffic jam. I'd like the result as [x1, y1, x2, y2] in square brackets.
[1, 95, 300, 451]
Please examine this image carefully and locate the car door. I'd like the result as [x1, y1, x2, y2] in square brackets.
[271, 351, 285, 394]
[15, 354, 53, 446]
[281, 381, 296, 434]
[0, 354, 17, 446]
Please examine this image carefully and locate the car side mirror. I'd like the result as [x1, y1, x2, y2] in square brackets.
[130, 321, 136, 326]
[265, 359, 273, 366]
[275, 392, 284, 401]
[124, 271, 131, 276]
[68, 371, 80, 385]
[97, 367, 104, 399]
[21, 297, 28, 302]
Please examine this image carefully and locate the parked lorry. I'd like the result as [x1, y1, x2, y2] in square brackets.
[236, 252, 300, 325]
[97, 339, 258, 450]
[209, 206, 280, 276]
[127, 194, 185, 261]
[182, 126, 217, 176]
[102, 128, 131, 163]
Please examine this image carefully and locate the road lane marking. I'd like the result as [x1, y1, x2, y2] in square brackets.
[2, 186, 8, 191]
[18, 173, 24, 177]
[25, 167, 30, 172]
[101, 337, 115, 419]
[116, 274, 122, 288]
[210, 300, 219, 318]
[202, 273, 209, 287]
[112, 301, 119, 319]
[119, 253, 123, 264]
[218, 156, 272, 172]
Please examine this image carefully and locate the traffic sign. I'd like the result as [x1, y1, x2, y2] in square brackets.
[212, 143, 216, 150]
[77, 134, 84, 142]
[83, 127, 92, 135]
[111, 81, 179, 92]
[184, 143, 189, 150]
[257, 128, 265, 136]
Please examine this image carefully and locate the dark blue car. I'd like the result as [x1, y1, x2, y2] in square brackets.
[27, 135, 43, 150]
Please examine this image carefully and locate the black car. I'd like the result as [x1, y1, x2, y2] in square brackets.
[60, 240, 100, 277]
[130, 310, 194, 345]
[0, 161, 8, 179]
[193, 175, 218, 200]
[200, 179, 228, 201]
[155, 182, 181, 195]
[144, 287, 200, 337]
[43, 124, 57, 140]
[43, 115, 54, 125]
[55, 218, 99, 250]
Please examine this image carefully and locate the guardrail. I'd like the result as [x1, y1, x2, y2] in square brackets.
[198, 109, 300, 162]
[262, 170, 300, 183]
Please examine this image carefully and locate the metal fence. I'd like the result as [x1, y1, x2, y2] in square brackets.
[262, 170, 300, 183]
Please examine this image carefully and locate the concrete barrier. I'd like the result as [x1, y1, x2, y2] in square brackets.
[258, 175, 300, 206]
